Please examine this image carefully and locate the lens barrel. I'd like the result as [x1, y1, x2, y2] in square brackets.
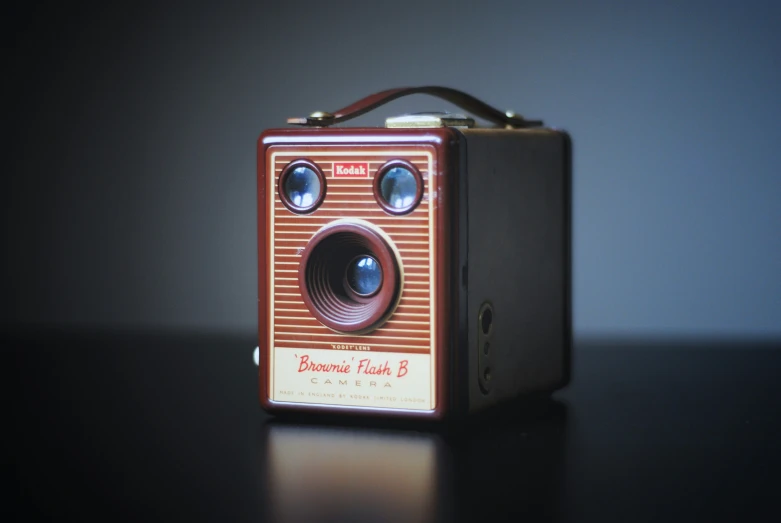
[299, 222, 402, 334]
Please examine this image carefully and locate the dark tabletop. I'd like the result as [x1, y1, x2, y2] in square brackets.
[8, 330, 781, 522]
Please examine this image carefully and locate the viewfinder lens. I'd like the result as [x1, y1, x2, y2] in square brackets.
[284, 166, 321, 209]
[374, 161, 423, 215]
[379, 167, 418, 210]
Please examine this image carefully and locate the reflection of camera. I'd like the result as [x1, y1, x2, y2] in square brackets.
[257, 87, 572, 420]
[260, 402, 568, 521]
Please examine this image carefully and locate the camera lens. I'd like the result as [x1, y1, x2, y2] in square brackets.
[374, 160, 423, 215]
[345, 255, 382, 297]
[279, 160, 325, 213]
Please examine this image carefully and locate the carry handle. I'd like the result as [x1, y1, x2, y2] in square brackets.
[287, 86, 543, 128]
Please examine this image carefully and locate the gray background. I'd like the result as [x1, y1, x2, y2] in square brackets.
[5, 0, 780, 339]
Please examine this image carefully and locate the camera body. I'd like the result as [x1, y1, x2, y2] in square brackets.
[258, 111, 571, 420]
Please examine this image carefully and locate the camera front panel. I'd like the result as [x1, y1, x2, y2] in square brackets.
[258, 131, 456, 417]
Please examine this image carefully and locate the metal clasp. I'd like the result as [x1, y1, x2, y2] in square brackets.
[385, 112, 475, 129]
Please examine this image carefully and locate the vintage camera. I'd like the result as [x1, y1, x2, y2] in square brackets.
[257, 87, 571, 420]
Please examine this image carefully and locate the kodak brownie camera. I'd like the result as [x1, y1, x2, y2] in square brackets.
[257, 87, 571, 420]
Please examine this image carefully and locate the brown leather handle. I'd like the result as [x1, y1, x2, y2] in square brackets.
[287, 86, 543, 128]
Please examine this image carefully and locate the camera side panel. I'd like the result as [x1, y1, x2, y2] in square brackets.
[462, 128, 572, 412]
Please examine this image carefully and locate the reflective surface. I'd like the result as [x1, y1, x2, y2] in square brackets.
[345, 255, 382, 296]
[284, 166, 321, 209]
[263, 424, 444, 522]
[9, 330, 781, 522]
[379, 167, 418, 211]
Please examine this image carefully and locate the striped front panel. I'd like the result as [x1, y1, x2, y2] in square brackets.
[265, 145, 437, 410]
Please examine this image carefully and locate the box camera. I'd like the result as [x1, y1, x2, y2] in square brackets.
[257, 87, 571, 420]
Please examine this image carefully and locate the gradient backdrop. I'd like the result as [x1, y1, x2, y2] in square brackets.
[5, 0, 780, 340]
